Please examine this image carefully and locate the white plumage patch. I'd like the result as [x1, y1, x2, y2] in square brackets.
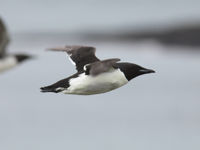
[68, 54, 76, 66]
[62, 69, 128, 95]
[0, 56, 18, 73]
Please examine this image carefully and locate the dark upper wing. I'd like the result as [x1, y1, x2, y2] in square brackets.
[0, 18, 10, 58]
[48, 45, 100, 72]
[84, 58, 120, 76]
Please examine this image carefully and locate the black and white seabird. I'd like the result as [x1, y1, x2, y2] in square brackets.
[0, 18, 31, 73]
[40, 45, 155, 95]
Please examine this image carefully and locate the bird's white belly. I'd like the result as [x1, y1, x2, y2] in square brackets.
[0, 57, 17, 73]
[62, 69, 128, 95]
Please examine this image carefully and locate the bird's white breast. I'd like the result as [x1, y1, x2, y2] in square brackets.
[62, 69, 128, 95]
[0, 56, 18, 73]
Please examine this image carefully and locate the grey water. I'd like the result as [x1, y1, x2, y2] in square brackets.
[1, 0, 200, 149]
[0, 34, 200, 150]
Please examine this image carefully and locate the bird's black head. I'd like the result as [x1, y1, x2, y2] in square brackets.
[115, 62, 155, 81]
[15, 54, 32, 63]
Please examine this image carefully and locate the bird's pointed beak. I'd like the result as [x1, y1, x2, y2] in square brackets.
[139, 68, 155, 74]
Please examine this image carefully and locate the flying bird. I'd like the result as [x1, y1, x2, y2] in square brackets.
[40, 46, 155, 95]
[0, 18, 32, 73]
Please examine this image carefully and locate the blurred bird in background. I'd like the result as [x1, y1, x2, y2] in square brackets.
[0, 17, 32, 73]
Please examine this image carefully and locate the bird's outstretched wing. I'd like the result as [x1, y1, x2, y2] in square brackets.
[84, 58, 120, 76]
[48, 45, 100, 72]
[0, 18, 10, 58]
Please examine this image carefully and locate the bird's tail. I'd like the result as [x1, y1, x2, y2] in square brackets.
[40, 85, 62, 93]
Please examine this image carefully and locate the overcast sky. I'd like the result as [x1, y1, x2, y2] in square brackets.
[1, 0, 200, 32]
